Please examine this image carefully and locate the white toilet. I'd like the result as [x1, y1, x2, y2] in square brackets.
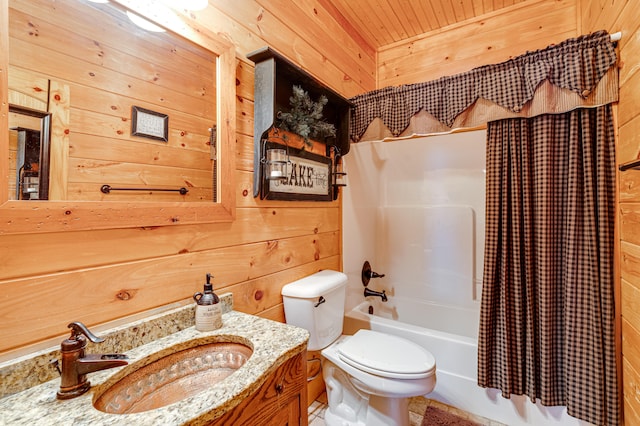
[281, 270, 436, 426]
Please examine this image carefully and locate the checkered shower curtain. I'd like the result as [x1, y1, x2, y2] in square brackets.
[477, 105, 619, 425]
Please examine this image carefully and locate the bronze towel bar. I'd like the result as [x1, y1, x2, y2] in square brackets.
[100, 185, 189, 195]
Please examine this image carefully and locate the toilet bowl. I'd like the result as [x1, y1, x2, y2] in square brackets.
[322, 331, 436, 426]
[281, 270, 436, 426]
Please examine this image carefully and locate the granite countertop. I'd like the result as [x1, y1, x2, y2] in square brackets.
[0, 309, 309, 426]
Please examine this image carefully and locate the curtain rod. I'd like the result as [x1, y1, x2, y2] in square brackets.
[610, 32, 622, 41]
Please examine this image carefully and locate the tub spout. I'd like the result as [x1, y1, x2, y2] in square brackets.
[364, 287, 388, 302]
[54, 322, 128, 400]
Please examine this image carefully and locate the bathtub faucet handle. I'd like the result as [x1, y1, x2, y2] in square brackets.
[362, 261, 385, 286]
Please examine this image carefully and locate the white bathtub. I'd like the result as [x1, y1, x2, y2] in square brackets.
[343, 297, 588, 426]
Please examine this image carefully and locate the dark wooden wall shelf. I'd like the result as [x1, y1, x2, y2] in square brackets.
[247, 46, 353, 198]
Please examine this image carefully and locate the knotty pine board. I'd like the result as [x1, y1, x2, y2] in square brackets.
[622, 357, 640, 425]
[0, 234, 340, 351]
[378, 0, 576, 87]
[210, 0, 374, 96]
[0, 206, 340, 280]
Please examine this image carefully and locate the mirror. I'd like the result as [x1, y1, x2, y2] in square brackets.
[0, 0, 236, 233]
[9, 105, 51, 200]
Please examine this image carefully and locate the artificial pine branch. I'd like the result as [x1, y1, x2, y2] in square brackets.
[277, 85, 336, 148]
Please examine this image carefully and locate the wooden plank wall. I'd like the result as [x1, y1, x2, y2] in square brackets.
[579, 0, 640, 424]
[0, 0, 375, 357]
[377, 0, 577, 87]
[324, 0, 533, 48]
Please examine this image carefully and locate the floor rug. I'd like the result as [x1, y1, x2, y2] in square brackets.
[421, 405, 481, 426]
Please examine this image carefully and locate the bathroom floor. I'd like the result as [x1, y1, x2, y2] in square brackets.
[308, 393, 506, 426]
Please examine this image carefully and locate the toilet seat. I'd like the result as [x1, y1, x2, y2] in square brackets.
[337, 330, 436, 380]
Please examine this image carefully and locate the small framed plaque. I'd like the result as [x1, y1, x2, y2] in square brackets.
[262, 141, 332, 201]
[131, 106, 169, 142]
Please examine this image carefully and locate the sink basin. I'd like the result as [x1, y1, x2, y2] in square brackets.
[93, 341, 253, 414]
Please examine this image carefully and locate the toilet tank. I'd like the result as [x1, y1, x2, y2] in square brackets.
[281, 270, 347, 351]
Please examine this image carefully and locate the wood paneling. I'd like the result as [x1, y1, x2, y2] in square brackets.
[378, 0, 576, 87]
[619, 115, 640, 166]
[201, 0, 374, 97]
[619, 70, 640, 131]
[326, 0, 535, 48]
[0, 204, 339, 279]
[623, 318, 640, 424]
[0, 231, 340, 350]
[7, 66, 48, 109]
[47, 81, 70, 200]
[0, 0, 8, 206]
[623, 357, 640, 426]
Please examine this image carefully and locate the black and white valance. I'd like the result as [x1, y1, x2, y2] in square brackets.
[350, 30, 618, 142]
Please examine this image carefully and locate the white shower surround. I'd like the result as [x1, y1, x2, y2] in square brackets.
[342, 131, 486, 312]
[341, 132, 591, 426]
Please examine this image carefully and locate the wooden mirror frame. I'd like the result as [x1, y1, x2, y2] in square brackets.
[0, 0, 236, 234]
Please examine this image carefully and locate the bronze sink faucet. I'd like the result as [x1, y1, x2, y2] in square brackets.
[51, 321, 128, 400]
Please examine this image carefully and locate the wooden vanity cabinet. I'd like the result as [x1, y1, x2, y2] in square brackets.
[208, 351, 308, 426]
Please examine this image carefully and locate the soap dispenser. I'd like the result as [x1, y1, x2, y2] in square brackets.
[193, 273, 223, 331]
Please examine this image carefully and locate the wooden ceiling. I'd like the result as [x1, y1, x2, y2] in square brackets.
[324, 0, 535, 48]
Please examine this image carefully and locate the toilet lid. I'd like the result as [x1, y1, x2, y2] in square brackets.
[338, 330, 436, 379]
